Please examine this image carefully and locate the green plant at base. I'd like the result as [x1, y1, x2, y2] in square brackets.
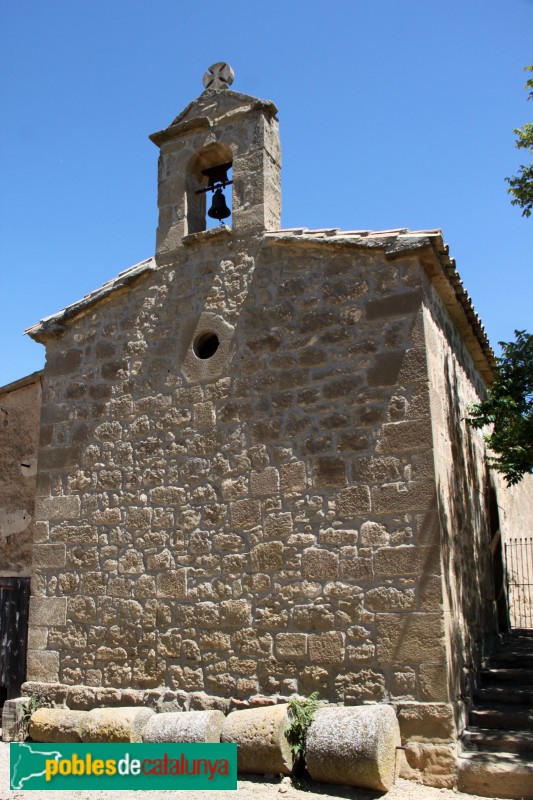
[20, 694, 52, 740]
[285, 692, 319, 771]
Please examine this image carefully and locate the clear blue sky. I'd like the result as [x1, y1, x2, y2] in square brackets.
[1, 0, 531, 387]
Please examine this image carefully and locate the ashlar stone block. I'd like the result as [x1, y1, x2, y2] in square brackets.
[308, 632, 344, 664]
[319, 528, 358, 546]
[231, 499, 261, 530]
[302, 548, 339, 580]
[220, 600, 252, 627]
[419, 574, 445, 611]
[339, 547, 374, 581]
[275, 633, 307, 659]
[293, 604, 335, 630]
[365, 289, 422, 320]
[336, 485, 371, 517]
[264, 513, 293, 538]
[337, 669, 386, 704]
[156, 570, 187, 598]
[168, 666, 204, 691]
[313, 456, 347, 489]
[360, 521, 389, 546]
[366, 586, 416, 612]
[51, 523, 97, 544]
[26, 650, 60, 682]
[378, 420, 433, 453]
[280, 461, 307, 492]
[29, 597, 67, 627]
[367, 351, 404, 387]
[32, 543, 66, 569]
[39, 445, 83, 470]
[158, 629, 182, 658]
[394, 701, 456, 744]
[28, 627, 48, 650]
[374, 545, 440, 578]
[250, 467, 280, 496]
[251, 541, 283, 571]
[376, 613, 446, 665]
[419, 663, 449, 702]
[400, 742, 457, 789]
[371, 480, 436, 513]
[149, 486, 186, 505]
[35, 495, 80, 521]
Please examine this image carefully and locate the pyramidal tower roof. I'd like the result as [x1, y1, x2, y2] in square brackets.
[150, 63, 277, 147]
[171, 87, 278, 127]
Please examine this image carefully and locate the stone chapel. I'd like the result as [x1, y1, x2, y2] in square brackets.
[1, 64, 532, 788]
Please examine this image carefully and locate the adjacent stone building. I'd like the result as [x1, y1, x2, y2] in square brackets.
[0, 370, 42, 701]
[2, 70, 532, 785]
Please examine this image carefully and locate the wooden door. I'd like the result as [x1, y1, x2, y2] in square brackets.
[0, 577, 30, 704]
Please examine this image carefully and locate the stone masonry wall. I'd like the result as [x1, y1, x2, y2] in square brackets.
[424, 280, 498, 729]
[0, 373, 42, 576]
[28, 236, 449, 716]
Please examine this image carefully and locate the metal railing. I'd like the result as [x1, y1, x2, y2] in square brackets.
[505, 536, 533, 629]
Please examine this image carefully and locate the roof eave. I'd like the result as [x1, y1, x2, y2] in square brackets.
[26, 257, 157, 344]
[0, 369, 43, 396]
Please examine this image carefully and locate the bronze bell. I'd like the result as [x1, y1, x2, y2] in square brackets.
[208, 188, 231, 221]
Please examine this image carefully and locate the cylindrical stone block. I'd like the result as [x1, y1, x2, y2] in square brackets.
[81, 707, 154, 743]
[143, 710, 224, 743]
[221, 704, 292, 775]
[306, 705, 400, 791]
[29, 708, 88, 743]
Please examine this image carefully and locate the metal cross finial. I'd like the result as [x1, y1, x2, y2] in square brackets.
[202, 62, 235, 92]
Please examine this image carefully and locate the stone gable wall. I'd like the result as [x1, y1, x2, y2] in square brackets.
[28, 237, 448, 709]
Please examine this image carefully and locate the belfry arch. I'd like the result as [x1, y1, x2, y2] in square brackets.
[186, 142, 233, 234]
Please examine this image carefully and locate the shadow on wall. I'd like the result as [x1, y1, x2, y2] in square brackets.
[436, 354, 497, 707]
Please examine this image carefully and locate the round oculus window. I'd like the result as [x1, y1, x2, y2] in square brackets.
[193, 332, 220, 360]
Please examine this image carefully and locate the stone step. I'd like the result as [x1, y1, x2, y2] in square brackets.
[480, 667, 533, 686]
[458, 751, 533, 800]
[470, 705, 533, 731]
[475, 685, 533, 705]
[461, 727, 533, 757]
[489, 651, 533, 670]
[501, 629, 533, 641]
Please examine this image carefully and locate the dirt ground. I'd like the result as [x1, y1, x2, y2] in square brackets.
[0, 741, 506, 800]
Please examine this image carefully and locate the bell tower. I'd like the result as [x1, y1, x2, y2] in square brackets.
[150, 63, 282, 256]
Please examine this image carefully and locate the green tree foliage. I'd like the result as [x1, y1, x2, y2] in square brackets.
[468, 331, 533, 485]
[506, 65, 533, 217]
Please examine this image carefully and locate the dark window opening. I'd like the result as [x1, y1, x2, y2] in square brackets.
[194, 332, 220, 360]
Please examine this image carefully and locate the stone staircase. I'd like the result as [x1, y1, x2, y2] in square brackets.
[458, 629, 533, 799]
